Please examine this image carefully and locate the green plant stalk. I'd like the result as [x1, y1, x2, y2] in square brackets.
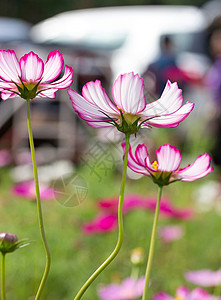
[1, 253, 6, 300]
[142, 186, 163, 300]
[26, 99, 51, 300]
[74, 133, 130, 300]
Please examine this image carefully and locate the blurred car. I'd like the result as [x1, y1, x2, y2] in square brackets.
[31, 5, 208, 82]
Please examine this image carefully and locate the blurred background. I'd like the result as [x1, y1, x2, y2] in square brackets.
[0, 0, 221, 299]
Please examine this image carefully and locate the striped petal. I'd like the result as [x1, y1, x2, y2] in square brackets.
[42, 66, 73, 90]
[142, 102, 194, 128]
[0, 50, 21, 83]
[156, 144, 181, 172]
[112, 72, 146, 114]
[142, 81, 183, 117]
[122, 143, 150, 176]
[42, 50, 64, 82]
[82, 80, 119, 114]
[176, 154, 213, 182]
[20, 51, 44, 83]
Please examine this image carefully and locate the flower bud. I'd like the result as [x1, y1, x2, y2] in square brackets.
[0, 232, 19, 254]
[130, 247, 145, 266]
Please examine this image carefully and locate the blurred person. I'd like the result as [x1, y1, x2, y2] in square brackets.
[143, 35, 186, 96]
[205, 16, 221, 167]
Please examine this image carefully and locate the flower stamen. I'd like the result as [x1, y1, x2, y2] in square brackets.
[152, 161, 158, 170]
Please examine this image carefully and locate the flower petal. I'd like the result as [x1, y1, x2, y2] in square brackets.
[142, 81, 183, 117]
[156, 144, 181, 172]
[20, 51, 44, 83]
[82, 80, 119, 114]
[41, 65, 73, 90]
[112, 72, 146, 114]
[153, 292, 174, 300]
[142, 101, 194, 128]
[122, 143, 150, 176]
[135, 144, 153, 170]
[0, 50, 21, 83]
[1, 91, 17, 100]
[42, 50, 64, 82]
[176, 154, 213, 182]
[185, 269, 221, 287]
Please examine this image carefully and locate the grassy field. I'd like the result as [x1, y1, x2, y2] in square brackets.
[0, 155, 220, 300]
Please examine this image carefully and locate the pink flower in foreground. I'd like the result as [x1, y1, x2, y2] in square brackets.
[83, 214, 118, 234]
[12, 180, 55, 201]
[185, 269, 221, 287]
[98, 277, 145, 300]
[68, 72, 194, 134]
[0, 50, 73, 100]
[124, 143, 213, 186]
[153, 286, 220, 300]
[159, 225, 185, 243]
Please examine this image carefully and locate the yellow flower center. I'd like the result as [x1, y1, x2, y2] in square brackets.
[152, 161, 158, 170]
[175, 297, 184, 300]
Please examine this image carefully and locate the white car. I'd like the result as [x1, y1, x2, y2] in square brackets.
[31, 5, 208, 81]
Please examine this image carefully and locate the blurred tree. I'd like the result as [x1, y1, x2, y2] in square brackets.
[0, 0, 211, 24]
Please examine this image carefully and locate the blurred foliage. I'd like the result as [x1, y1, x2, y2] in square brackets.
[0, 0, 212, 24]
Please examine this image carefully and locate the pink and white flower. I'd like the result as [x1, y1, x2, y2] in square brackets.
[123, 143, 213, 186]
[0, 50, 73, 100]
[68, 72, 194, 134]
[185, 269, 221, 287]
[98, 277, 145, 300]
[153, 286, 220, 300]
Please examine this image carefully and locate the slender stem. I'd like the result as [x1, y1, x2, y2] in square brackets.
[26, 99, 51, 300]
[74, 133, 130, 300]
[1, 254, 6, 300]
[142, 186, 163, 300]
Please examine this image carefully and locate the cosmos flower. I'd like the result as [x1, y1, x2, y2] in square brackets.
[123, 143, 213, 186]
[185, 269, 221, 287]
[153, 286, 220, 300]
[83, 195, 194, 235]
[0, 49, 73, 100]
[68, 72, 194, 135]
[98, 277, 145, 300]
[12, 180, 55, 201]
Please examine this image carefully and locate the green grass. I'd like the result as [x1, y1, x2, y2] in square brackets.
[0, 162, 220, 299]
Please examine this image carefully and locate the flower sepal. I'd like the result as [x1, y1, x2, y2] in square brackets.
[117, 110, 141, 135]
[14, 78, 42, 100]
[0, 232, 29, 254]
[151, 171, 172, 187]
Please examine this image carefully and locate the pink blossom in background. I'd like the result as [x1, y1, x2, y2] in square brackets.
[159, 225, 185, 243]
[0, 150, 11, 167]
[185, 269, 221, 287]
[0, 50, 73, 100]
[153, 286, 221, 300]
[68, 72, 194, 130]
[98, 277, 145, 300]
[83, 214, 118, 234]
[98, 195, 194, 219]
[12, 180, 55, 201]
[83, 195, 194, 234]
[123, 143, 213, 186]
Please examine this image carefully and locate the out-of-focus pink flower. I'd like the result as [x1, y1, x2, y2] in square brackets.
[0, 50, 73, 100]
[68, 72, 194, 134]
[83, 214, 118, 234]
[83, 195, 194, 234]
[159, 225, 185, 242]
[153, 286, 220, 300]
[98, 277, 145, 300]
[123, 143, 213, 186]
[98, 195, 194, 219]
[0, 150, 11, 167]
[185, 269, 221, 287]
[12, 180, 55, 201]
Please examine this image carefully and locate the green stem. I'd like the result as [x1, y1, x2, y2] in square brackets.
[74, 133, 130, 300]
[142, 186, 163, 300]
[26, 99, 51, 300]
[1, 254, 6, 300]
